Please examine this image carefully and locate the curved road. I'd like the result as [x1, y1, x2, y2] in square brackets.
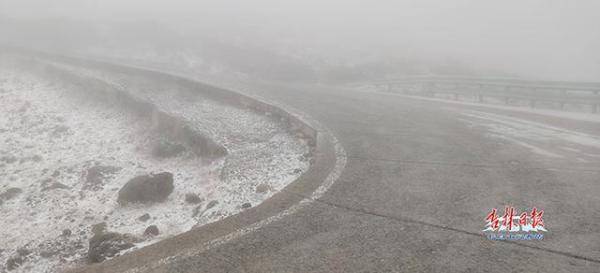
[92, 79, 600, 272]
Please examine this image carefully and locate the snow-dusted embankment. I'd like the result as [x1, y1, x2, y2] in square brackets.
[0, 57, 310, 272]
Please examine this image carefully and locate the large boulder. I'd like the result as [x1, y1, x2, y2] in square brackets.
[117, 172, 174, 205]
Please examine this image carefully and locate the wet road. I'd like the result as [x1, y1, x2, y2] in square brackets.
[87, 79, 600, 273]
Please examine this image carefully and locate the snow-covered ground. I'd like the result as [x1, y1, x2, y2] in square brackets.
[0, 61, 309, 272]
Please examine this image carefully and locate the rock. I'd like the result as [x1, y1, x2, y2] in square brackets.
[39, 250, 57, 258]
[192, 200, 218, 217]
[0, 187, 22, 202]
[144, 225, 159, 236]
[206, 200, 218, 209]
[192, 205, 203, 217]
[255, 183, 272, 193]
[84, 164, 122, 191]
[91, 222, 107, 237]
[180, 127, 228, 159]
[241, 202, 252, 209]
[62, 229, 72, 237]
[87, 232, 136, 263]
[16, 248, 30, 257]
[6, 256, 23, 271]
[117, 172, 174, 205]
[184, 193, 202, 204]
[137, 213, 151, 222]
[151, 140, 186, 158]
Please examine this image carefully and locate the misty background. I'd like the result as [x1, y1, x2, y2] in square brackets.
[1, 0, 599, 82]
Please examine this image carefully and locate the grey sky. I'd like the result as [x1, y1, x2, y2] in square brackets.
[1, 0, 599, 80]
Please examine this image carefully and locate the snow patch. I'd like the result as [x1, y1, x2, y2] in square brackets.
[0, 63, 309, 273]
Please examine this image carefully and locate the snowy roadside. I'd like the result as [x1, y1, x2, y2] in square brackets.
[0, 60, 310, 272]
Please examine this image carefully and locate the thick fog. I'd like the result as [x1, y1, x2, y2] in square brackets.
[1, 0, 599, 81]
[2, 2, 600, 272]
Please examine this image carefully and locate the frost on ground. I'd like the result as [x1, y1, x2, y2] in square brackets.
[459, 110, 600, 161]
[355, 84, 600, 123]
[0, 63, 309, 272]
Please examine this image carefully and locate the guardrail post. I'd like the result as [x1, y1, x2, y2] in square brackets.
[559, 101, 565, 110]
[529, 99, 536, 108]
[477, 93, 483, 103]
[593, 104, 599, 114]
[387, 83, 392, 93]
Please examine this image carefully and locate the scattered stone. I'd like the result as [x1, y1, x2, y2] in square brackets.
[117, 172, 174, 205]
[40, 178, 53, 188]
[0, 187, 22, 202]
[185, 193, 202, 204]
[40, 250, 57, 258]
[192, 200, 219, 217]
[91, 222, 107, 237]
[84, 164, 122, 191]
[137, 213, 151, 222]
[16, 248, 30, 257]
[192, 205, 203, 217]
[241, 202, 252, 209]
[87, 232, 136, 263]
[151, 140, 186, 158]
[6, 256, 24, 271]
[206, 200, 219, 209]
[62, 229, 72, 237]
[255, 183, 272, 193]
[144, 225, 159, 236]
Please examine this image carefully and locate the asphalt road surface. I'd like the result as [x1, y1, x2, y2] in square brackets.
[91, 79, 600, 273]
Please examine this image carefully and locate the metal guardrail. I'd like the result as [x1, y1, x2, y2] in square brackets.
[371, 76, 600, 113]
